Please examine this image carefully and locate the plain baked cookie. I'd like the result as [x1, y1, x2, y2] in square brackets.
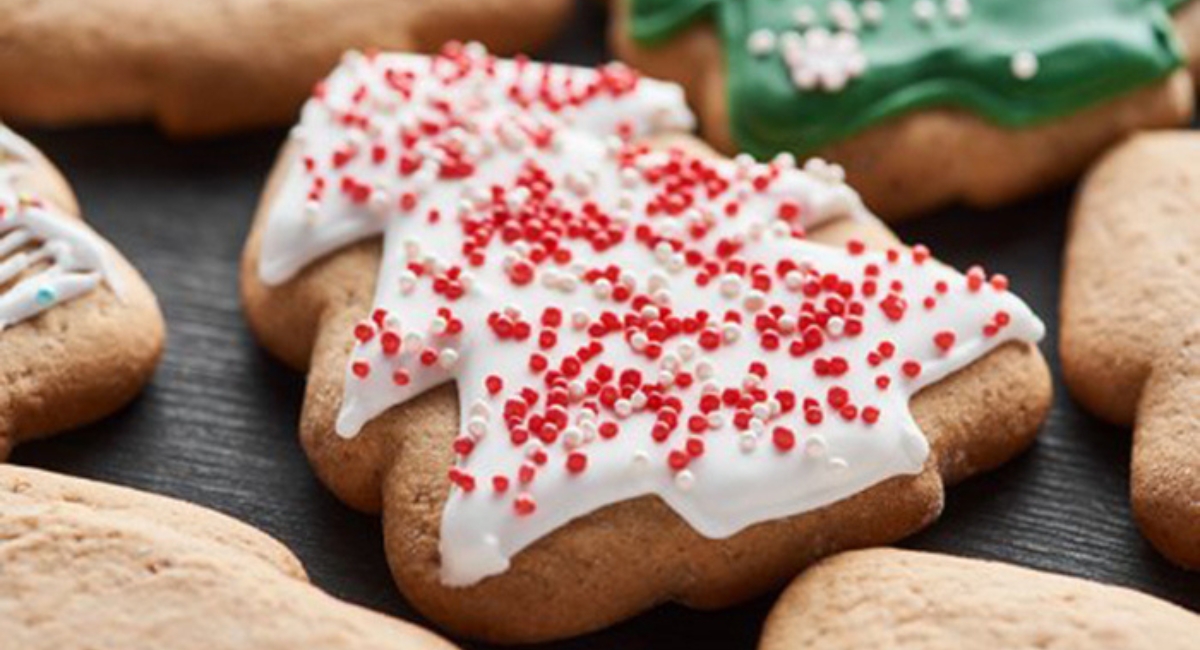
[1061, 131, 1200, 569]
[0, 0, 573, 137]
[0, 465, 458, 650]
[241, 45, 1052, 643]
[0, 125, 163, 462]
[610, 0, 1200, 220]
[760, 549, 1200, 650]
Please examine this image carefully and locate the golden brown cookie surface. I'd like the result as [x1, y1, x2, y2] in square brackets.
[0, 126, 163, 461]
[242, 48, 1051, 642]
[1061, 131, 1200, 569]
[0, 0, 573, 136]
[0, 465, 459, 650]
[761, 549, 1200, 650]
[609, 0, 1200, 220]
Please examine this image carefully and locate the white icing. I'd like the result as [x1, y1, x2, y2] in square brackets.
[0, 125, 118, 331]
[259, 50, 697, 286]
[258, 45, 1045, 588]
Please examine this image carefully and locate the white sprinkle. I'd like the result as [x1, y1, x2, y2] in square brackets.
[303, 200, 321, 226]
[738, 433, 758, 452]
[593, 278, 614, 299]
[805, 436, 828, 459]
[667, 253, 686, 273]
[792, 5, 817, 27]
[632, 450, 651, 467]
[403, 333, 423, 351]
[620, 167, 640, 188]
[398, 271, 418, 295]
[743, 290, 767, 312]
[912, 0, 937, 24]
[719, 273, 743, 299]
[468, 400, 491, 418]
[722, 323, 742, 344]
[678, 342, 697, 362]
[829, 0, 860, 32]
[773, 152, 797, 169]
[567, 379, 586, 398]
[1011, 51, 1039, 80]
[403, 238, 422, 259]
[945, 0, 971, 22]
[466, 416, 488, 438]
[648, 271, 669, 293]
[437, 348, 459, 370]
[562, 427, 584, 449]
[675, 470, 696, 491]
[784, 270, 805, 290]
[861, 1, 885, 26]
[747, 29, 777, 56]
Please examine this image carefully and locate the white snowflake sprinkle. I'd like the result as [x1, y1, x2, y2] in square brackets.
[781, 28, 868, 93]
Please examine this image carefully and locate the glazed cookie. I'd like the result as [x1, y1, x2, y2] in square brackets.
[1061, 132, 1200, 569]
[0, 465, 458, 650]
[241, 44, 1051, 642]
[611, 0, 1200, 219]
[0, 0, 572, 137]
[0, 125, 163, 462]
[761, 549, 1200, 650]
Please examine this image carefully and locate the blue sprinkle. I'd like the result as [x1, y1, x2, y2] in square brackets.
[35, 287, 57, 306]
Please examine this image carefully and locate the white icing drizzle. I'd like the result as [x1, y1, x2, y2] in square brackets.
[258, 45, 1044, 588]
[0, 125, 117, 331]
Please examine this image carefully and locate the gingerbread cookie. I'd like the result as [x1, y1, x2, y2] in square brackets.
[1061, 131, 1200, 569]
[761, 549, 1200, 650]
[241, 44, 1051, 642]
[611, 0, 1200, 219]
[0, 465, 458, 650]
[0, 125, 163, 462]
[0, 0, 572, 137]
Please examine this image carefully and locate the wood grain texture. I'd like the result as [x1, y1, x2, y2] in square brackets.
[6, 5, 1199, 648]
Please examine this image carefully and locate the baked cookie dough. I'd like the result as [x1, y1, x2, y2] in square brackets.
[611, 0, 1200, 219]
[0, 125, 163, 461]
[0, 465, 458, 650]
[242, 45, 1052, 642]
[1061, 131, 1200, 569]
[0, 0, 572, 136]
[761, 549, 1200, 650]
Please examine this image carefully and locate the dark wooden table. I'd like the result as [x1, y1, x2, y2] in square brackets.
[10, 4, 1199, 648]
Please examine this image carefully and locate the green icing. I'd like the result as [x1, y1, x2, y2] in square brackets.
[630, 0, 1186, 157]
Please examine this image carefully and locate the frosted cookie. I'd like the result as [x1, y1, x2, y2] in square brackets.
[0, 0, 572, 137]
[761, 549, 1200, 650]
[241, 44, 1051, 642]
[611, 0, 1200, 219]
[0, 125, 163, 461]
[0, 465, 458, 650]
[1061, 132, 1200, 569]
